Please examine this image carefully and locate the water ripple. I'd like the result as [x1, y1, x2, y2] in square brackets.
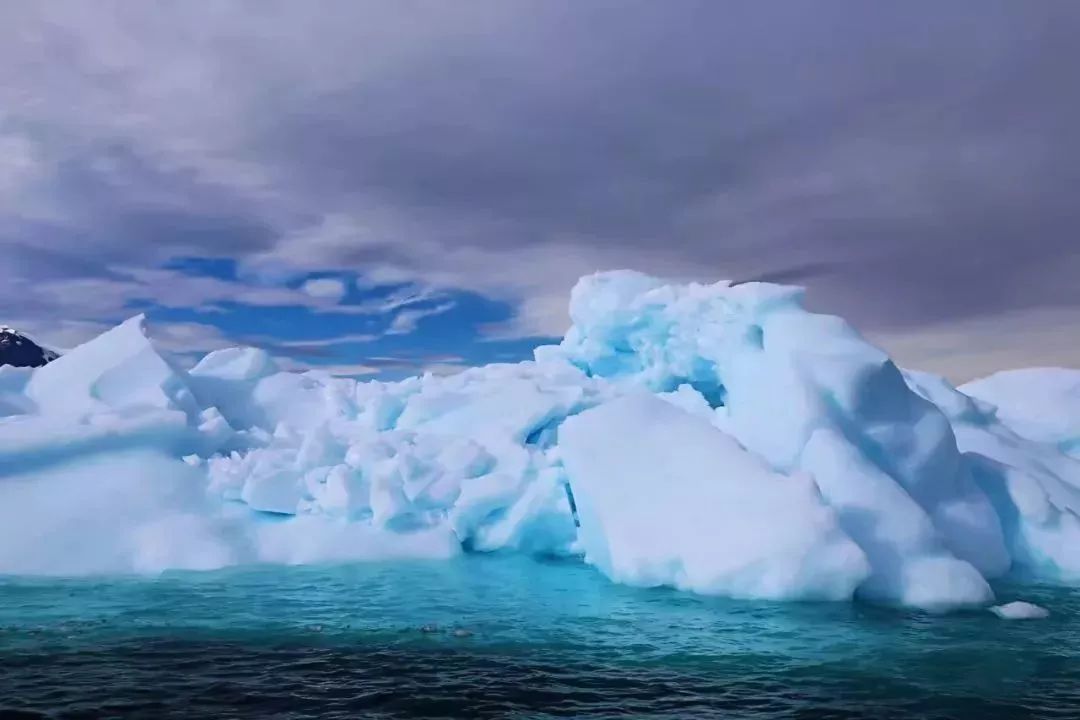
[1, 556, 1078, 718]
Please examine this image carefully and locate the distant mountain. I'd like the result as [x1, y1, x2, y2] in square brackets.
[0, 326, 59, 368]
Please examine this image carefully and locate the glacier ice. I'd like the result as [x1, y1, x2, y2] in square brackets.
[0, 448, 248, 576]
[558, 393, 870, 600]
[961, 368, 1080, 457]
[905, 369, 1080, 582]
[1, 270, 1079, 611]
[27, 315, 200, 421]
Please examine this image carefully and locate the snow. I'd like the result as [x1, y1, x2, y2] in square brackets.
[2, 270, 1080, 611]
[989, 601, 1050, 620]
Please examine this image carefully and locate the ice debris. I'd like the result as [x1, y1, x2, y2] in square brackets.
[989, 601, 1050, 620]
[1, 271, 1079, 611]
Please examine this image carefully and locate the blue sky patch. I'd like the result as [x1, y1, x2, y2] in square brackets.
[140, 257, 558, 376]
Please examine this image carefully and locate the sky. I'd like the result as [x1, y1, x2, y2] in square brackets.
[1, 1, 1078, 381]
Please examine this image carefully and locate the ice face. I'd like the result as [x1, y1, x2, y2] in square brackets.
[906, 369, 1080, 582]
[960, 368, 1080, 455]
[558, 392, 870, 600]
[556, 271, 1007, 606]
[2, 270, 1079, 611]
[27, 315, 200, 421]
[0, 448, 248, 576]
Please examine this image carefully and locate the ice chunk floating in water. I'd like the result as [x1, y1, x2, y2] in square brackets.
[990, 601, 1050, 620]
[2, 271, 1080, 610]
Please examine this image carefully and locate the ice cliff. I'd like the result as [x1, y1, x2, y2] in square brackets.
[2, 271, 1078, 610]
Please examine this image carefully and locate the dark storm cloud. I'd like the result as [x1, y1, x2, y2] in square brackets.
[736, 262, 840, 287]
[233, 0, 1080, 330]
[1, 0, 1079, 354]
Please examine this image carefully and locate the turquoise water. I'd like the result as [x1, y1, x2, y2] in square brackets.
[2, 555, 1078, 718]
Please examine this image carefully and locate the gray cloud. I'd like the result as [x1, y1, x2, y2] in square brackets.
[1, 0, 1079, 373]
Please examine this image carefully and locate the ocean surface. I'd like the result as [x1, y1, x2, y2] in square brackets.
[1, 555, 1078, 719]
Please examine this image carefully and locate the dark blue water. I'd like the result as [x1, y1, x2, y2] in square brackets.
[1, 555, 1078, 719]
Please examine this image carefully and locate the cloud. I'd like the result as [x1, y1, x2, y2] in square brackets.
[1, 1, 1079, 375]
[268, 333, 381, 349]
[344, 283, 450, 314]
[385, 301, 457, 336]
[301, 277, 347, 301]
[0, 260, 448, 345]
[6, 313, 233, 355]
[273, 351, 471, 378]
[5, 319, 113, 353]
[0, 133, 41, 201]
[870, 306, 1080, 384]
[421, 362, 467, 377]
[360, 354, 465, 369]
[273, 357, 380, 378]
[734, 261, 839, 287]
[145, 321, 234, 354]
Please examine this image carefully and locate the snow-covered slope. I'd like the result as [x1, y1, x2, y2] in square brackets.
[0, 326, 58, 368]
[1, 271, 1078, 611]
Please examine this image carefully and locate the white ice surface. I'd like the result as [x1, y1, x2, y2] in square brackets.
[2, 271, 1080, 611]
[961, 368, 1080, 456]
[559, 393, 869, 600]
[989, 601, 1050, 619]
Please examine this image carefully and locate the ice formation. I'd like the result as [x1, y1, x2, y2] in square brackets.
[1, 271, 1079, 610]
[961, 369, 1080, 457]
[989, 601, 1050, 620]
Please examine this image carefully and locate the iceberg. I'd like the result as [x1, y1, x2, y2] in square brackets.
[0, 448, 248, 576]
[558, 393, 870, 600]
[2, 271, 1079, 610]
[26, 315, 200, 421]
[905, 370, 1080, 582]
[961, 368, 1080, 456]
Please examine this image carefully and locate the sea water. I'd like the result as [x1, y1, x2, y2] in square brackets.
[1, 555, 1078, 719]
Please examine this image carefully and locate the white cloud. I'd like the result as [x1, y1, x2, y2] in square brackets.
[421, 362, 467, 377]
[4, 261, 458, 343]
[385, 301, 457, 336]
[0, 4, 761, 343]
[6, 315, 233, 357]
[301, 277, 347, 301]
[0, 133, 40, 198]
[3, 318, 112, 352]
[273, 356, 380, 377]
[145, 321, 235, 358]
[251, 214, 382, 275]
[1, 0, 1077, 381]
[871, 306, 1080, 384]
[269, 332, 380, 348]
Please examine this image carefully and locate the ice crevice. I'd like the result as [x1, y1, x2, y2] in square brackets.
[2, 272, 1080, 611]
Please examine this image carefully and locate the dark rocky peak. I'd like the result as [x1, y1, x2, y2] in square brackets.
[0, 326, 59, 368]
